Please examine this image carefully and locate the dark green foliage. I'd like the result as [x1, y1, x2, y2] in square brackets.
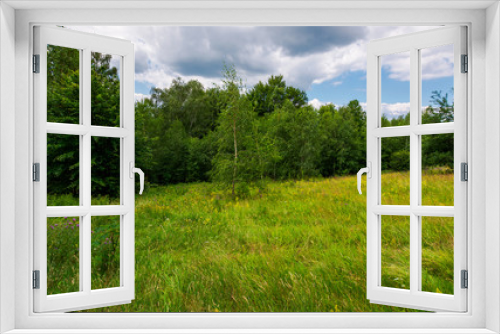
[390, 150, 411, 171]
[318, 100, 366, 176]
[47, 134, 80, 199]
[46, 45, 81, 199]
[268, 101, 321, 179]
[91, 52, 120, 127]
[422, 134, 454, 170]
[381, 137, 410, 171]
[91, 137, 121, 200]
[248, 75, 308, 116]
[47, 46, 122, 198]
[47, 45, 80, 124]
[186, 135, 215, 182]
[422, 91, 454, 170]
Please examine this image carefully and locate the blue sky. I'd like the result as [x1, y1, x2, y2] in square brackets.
[72, 26, 454, 118]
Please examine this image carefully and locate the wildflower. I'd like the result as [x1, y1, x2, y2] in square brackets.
[73, 218, 76, 222]
[54, 224, 58, 227]
[50, 225, 54, 230]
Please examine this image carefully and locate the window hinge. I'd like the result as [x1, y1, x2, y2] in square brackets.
[33, 163, 40, 182]
[33, 270, 40, 289]
[461, 162, 468, 182]
[33, 54, 40, 73]
[461, 270, 468, 289]
[461, 54, 468, 73]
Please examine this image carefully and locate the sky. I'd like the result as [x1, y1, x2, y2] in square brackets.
[70, 25, 455, 119]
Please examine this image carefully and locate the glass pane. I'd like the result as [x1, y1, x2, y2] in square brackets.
[91, 216, 120, 290]
[421, 133, 454, 206]
[47, 45, 80, 124]
[47, 217, 80, 295]
[380, 51, 410, 127]
[91, 52, 121, 127]
[421, 217, 454, 295]
[421, 44, 454, 124]
[91, 137, 121, 205]
[381, 215, 410, 290]
[47, 134, 80, 206]
[381, 136, 410, 205]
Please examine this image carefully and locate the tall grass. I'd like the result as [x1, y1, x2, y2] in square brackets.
[47, 171, 454, 312]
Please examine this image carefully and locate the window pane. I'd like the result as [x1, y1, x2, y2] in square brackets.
[381, 136, 410, 205]
[421, 44, 454, 124]
[47, 45, 80, 124]
[91, 216, 120, 290]
[47, 134, 80, 206]
[91, 137, 121, 205]
[421, 217, 454, 295]
[47, 217, 80, 295]
[421, 133, 454, 206]
[91, 52, 121, 127]
[381, 215, 410, 290]
[380, 51, 410, 127]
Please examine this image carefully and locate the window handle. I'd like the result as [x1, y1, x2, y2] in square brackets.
[357, 162, 371, 195]
[129, 162, 145, 195]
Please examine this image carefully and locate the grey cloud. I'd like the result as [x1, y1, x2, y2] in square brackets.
[158, 27, 276, 78]
[172, 58, 225, 77]
[149, 26, 365, 85]
[262, 26, 368, 56]
[71, 25, 437, 92]
[134, 47, 149, 74]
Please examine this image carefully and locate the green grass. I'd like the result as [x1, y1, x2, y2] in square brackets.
[47, 171, 455, 312]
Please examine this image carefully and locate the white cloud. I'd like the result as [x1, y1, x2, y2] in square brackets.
[309, 98, 329, 109]
[381, 102, 410, 118]
[421, 44, 454, 80]
[381, 52, 411, 81]
[359, 102, 410, 119]
[134, 93, 150, 102]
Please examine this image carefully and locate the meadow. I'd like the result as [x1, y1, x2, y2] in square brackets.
[47, 171, 454, 312]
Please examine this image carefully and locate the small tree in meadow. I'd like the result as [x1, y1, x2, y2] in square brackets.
[211, 65, 263, 197]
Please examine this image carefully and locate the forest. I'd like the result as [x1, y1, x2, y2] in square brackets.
[47, 47, 454, 199]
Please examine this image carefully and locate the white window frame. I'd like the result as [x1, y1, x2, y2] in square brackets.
[366, 26, 467, 312]
[33, 26, 136, 313]
[1, 1, 499, 333]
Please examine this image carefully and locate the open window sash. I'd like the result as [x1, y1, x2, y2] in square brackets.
[365, 26, 467, 312]
[33, 26, 135, 312]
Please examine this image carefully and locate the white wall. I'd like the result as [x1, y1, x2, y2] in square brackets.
[486, 2, 500, 333]
[0, 1, 16, 333]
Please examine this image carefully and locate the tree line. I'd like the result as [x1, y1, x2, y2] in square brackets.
[135, 65, 368, 196]
[47, 45, 453, 198]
